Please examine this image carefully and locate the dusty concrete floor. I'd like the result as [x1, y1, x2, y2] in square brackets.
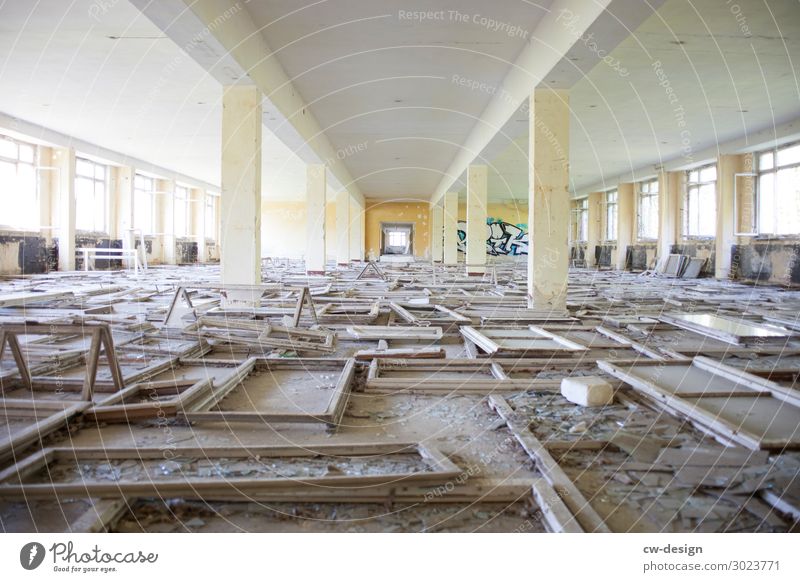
[2, 264, 800, 532]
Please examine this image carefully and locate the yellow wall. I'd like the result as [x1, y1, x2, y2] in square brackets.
[364, 199, 430, 259]
[261, 200, 337, 260]
[325, 200, 337, 259]
[261, 198, 528, 262]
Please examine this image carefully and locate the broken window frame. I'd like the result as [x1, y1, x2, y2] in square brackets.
[173, 184, 191, 237]
[572, 197, 588, 243]
[133, 173, 156, 234]
[204, 192, 218, 241]
[683, 163, 717, 239]
[756, 141, 800, 236]
[605, 189, 618, 241]
[0, 134, 39, 230]
[75, 157, 109, 233]
[637, 178, 659, 241]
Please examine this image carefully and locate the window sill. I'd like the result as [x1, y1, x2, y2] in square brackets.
[750, 235, 800, 242]
[76, 230, 111, 237]
[0, 227, 44, 235]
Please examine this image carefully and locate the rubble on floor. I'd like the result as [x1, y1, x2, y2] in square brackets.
[1, 260, 799, 532]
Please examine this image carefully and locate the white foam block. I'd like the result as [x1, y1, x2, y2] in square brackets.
[560, 376, 614, 407]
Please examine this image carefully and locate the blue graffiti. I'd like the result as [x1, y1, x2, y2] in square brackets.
[457, 220, 529, 256]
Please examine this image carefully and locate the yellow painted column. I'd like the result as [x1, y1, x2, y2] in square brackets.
[527, 89, 570, 310]
[306, 164, 327, 273]
[716, 154, 748, 279]
[221, 85, 262, 288]
[586, 191, 603, 267]
[466, 165, 488, 274]
[191, 189, 206, 263]
[430, 202, 443, 262]
[159, 179, 176, 265]
[616, 183, 635, 270]
[335, 190, 350, 266]
[443, 191, 459, 265]
[349, 196, 364, 261]
[657, 170, 681, 268]
[54, 147, 76, 271]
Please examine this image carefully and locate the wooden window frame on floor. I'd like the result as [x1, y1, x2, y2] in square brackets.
[460, 325, 587, 357]
[344, 325, 443, 341]
[183, 316, 335, 354]
[180, 357, 356, 427]
[0, 442, 459, 500]
[364, 358, 606, 394]
[598, 356, 800, 451]
[0, 400, 89, 464]
[81, 358, 251, 422]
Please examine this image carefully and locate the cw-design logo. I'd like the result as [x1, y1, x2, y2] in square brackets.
[20, 542, 46, 570]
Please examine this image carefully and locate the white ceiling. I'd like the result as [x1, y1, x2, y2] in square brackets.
[0, 0, 318, 201]
[1, 0, 798, 205]
[243, 0, 552, 199]
[476, 0, 800, 201]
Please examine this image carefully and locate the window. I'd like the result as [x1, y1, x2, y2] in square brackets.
[204, 193, 217, 240]
[174, 185, 189, 237]
[573, 198, 588, 242]
[387, 230, 407, 247]
[133, 173, 155, 234]
[0, 135, 38, 228]
[756, 142, 800, 235]
[637, 179, 659, 240]
[75, 157, 107, 232]
[683, 164, 717, 238]
[605, 189, 618, 240]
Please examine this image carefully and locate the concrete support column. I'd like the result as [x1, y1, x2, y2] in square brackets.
[657, 170, 681, 268]
[38, 148, 54, 243]
[221, 85, 262, 288]
[443, 192, 459, 265]
[527, 89, 570, 310]
[349, 196, 364, 261]
[430, 202, 443, 262]
[335, 190, 350, 266]
[466, 165, 488, 275]
[616, 182, 635, 270]
[716, 154, 744, 279]
[192, 189, 207, 263]
[54, 147, 76, 271]
[159, 179, 176, 265]
[586, 191, 603, 267]
[306, 164, 327, 273]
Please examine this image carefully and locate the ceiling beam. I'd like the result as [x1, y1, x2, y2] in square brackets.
[430, 0, 613, 206]
[130, 0, 363, 203]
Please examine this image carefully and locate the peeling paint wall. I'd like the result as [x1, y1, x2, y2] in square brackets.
[0, 233, 53, 275]
[671, 242, 715, 275]
[594, 244, 617, 267]
[571, 243, 587, 263]
[176, 240, 199, 264]
[625, 243, 657, 271]
[75, 235, 123, 270]
[732, 242, 800, 286]
[205, 241, 219, 262]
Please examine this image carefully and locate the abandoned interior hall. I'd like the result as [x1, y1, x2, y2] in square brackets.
[0, 0, 799, 535]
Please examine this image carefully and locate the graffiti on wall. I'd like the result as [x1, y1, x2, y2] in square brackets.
[457, 219, 529, 256]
